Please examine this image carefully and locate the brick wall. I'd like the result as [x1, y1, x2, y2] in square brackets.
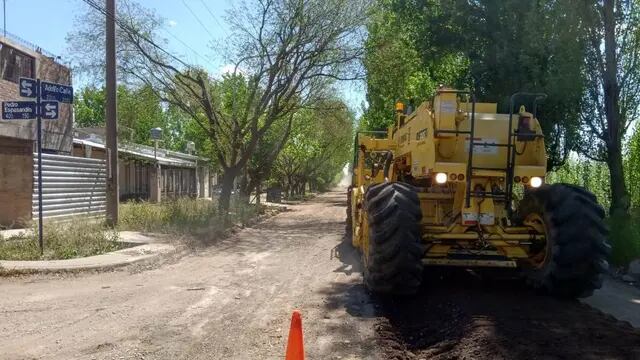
[72, 144, 107, 160]
[0, 136, 33, 227]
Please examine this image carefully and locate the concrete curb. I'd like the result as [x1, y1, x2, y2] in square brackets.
[0, 204, 290, 275]
[0, 232, 177, 275]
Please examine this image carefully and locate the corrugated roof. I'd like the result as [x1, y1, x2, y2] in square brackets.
[73, 138, 208, 168]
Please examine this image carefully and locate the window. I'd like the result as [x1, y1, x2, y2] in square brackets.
[0, 43, 35, 83]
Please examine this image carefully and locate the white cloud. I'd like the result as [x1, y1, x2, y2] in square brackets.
[168, 20, 178, 27]
[218, 64, 245, 76]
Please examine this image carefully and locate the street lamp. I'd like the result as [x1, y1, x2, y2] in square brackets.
[186, 141, 195, 155]
[150, 127, 162, 159]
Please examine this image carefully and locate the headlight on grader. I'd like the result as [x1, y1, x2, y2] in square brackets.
[530, 176, 543, 188]
[435, 172, 448, 184]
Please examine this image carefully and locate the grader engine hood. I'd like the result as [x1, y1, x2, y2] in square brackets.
[393, 92, 546, 183]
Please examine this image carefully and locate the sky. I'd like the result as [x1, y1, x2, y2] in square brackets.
[3, 0, 365, 115]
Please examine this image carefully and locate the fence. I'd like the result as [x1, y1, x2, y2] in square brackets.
[161, 167, 198, 199]
[32, 153, 106, 220]
[120, 160, 150, 201]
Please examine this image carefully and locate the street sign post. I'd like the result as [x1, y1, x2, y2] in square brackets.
[41, 80, 74, 103]
[40, 101, 59, 120]
[1, 78, 72, 254]
[2, 101, 37, 119]
[20, 78, 37, 98]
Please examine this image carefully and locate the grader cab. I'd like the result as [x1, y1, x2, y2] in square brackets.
[347, 88, 610, 298]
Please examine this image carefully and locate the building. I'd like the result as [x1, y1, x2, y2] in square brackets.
[73, 131, 215, 203]
[0, 33, 73, 227]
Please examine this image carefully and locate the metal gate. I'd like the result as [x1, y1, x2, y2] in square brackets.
[32, 153, 106, 220]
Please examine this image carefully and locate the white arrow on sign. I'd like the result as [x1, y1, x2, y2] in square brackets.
[21, 80, 33, 96]
[45, 103, 56, 111]
[46, 110, 56, 117]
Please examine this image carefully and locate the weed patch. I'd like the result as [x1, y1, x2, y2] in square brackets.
[0, 222, 122, 261]
[608, 212, 640, 266]
[119, 197, 261, 238]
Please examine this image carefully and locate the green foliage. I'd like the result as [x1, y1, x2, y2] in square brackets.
[119, 198, 261, 236]
[548, 133, 640, 265]
[272, 99, 354, 197]
[0, 222, 121, 261]
[626, 125, 640, 209]
[362, 0, 586, 169]
[74, 86, 105, 127]
[74, 85, 189, 151]
[547, 157, 611, 210]
[119, 198, 218, 235]
[607, 214, 640, 266]
[361, 0, 468, 130]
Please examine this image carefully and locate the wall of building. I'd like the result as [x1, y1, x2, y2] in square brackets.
[0, 136, 33, 227]
[72, 142, 214, 203]
[0, 37, 73, 154]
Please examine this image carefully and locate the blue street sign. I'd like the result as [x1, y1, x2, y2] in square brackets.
[2, 101, 37, 120]
[41, 101, 59, 120]
[19, 77, 37, 98]
[41, 81, 74, 103]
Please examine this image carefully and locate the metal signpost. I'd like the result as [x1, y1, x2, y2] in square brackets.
[1, 77, 72, 254]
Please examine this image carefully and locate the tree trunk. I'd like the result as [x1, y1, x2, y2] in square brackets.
[238, 169, 251, 204]
[255, 182, 261, 206]
[607, 145, 630, 216]
[219, 167, 239, 213]
[602, 0, 630, 216]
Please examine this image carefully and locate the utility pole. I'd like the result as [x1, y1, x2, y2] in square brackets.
[3, 0, 7, 38]
[105, 0, 119, 225]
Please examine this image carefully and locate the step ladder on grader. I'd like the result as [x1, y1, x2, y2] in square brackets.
[347, 87, 610, 298]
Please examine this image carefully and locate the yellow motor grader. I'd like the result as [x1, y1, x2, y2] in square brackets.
[347, 87, 610, 298]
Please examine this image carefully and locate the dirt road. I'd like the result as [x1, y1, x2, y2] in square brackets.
[0, 191, 377, 359]
[2, 189, 640, 359]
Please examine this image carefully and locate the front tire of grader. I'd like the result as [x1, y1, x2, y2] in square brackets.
[363, 182, 424, 295]
[517, 184, 611, 298]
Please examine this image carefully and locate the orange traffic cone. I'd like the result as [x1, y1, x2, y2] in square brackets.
[285, 310, 305, 360]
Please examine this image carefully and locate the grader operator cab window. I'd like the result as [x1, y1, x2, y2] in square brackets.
[517, 105, 537, 141]
[517, 113, 535, 141]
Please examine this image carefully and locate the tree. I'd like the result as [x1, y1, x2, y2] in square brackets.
[109, 0, 366, 212]
[66, 0, 164, 85]
[73, 85, 185, 149]
[579, 0, 640, 215]
[74, 86, 106, 128]
[362, 0, 588, 169]
[272, 99, 353, 198]
[361, 0, 469, 131]
[240, 112, 295, 204]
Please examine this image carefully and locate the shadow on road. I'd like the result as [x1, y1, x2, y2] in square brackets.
[331, 235, 363, 276]
[373, 269, 640, 359]
[321, 244, 640, 360]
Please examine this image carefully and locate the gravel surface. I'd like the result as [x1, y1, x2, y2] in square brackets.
[2, 189, 640, 360]
[0, 191, 379, 360]
[374, 270, 640, 360]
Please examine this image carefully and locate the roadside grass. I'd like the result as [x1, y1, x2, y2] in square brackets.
[119, 197, 261, 237]
[608, 211, 640, 267]
[0, 221, 122, 261]
[0, 197, 276, 261]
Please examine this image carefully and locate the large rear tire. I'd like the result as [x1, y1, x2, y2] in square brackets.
[517, 184, 610, 298]
[363, 182, 424, 295]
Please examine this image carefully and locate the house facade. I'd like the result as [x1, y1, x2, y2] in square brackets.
[0, 34, 73, 227]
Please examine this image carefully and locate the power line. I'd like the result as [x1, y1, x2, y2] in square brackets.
[199, 0, 226, 34]
[158, 25, 212, 66]
[80, 0, 209, 68]
[181, 0, 216, 41]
